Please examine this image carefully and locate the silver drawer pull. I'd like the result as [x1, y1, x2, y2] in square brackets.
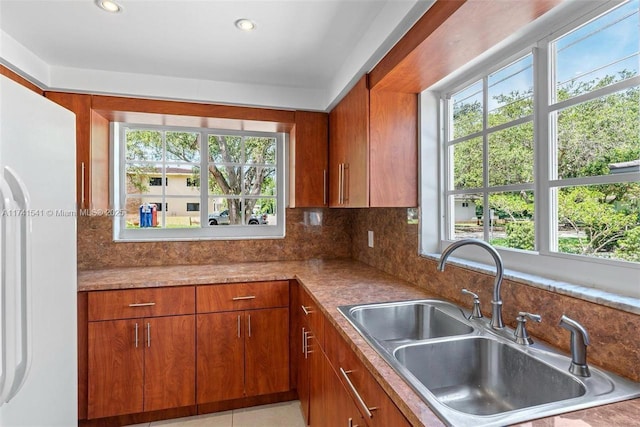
[128, 302, 156, 307]
[339, 368, 377, 418]
[232, 295, 256, 301]
[301, 305, 312, 316]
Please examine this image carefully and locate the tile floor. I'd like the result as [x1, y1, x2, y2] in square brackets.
[125, 401, 306, 427]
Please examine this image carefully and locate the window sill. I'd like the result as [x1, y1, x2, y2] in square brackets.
[422, 252, 640, 316]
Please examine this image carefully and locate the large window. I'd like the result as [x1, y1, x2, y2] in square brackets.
[433, 0, 639, 297]
[113, 124, 285, 241]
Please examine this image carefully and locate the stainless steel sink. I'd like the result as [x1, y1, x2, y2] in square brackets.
[347, 301, 472, 343]
[394, 337, 585, 415]
[338, 299, 640, 427]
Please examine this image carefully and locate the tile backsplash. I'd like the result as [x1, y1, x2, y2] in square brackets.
[77, 205, 639, 381]
[77, 208, 351, 270]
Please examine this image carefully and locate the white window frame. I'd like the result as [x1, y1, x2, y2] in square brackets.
[420, 0, 640, 299]
[112, 123, 286, 241]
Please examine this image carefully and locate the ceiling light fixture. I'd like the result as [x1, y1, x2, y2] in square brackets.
[95, 0, 122, 13]
[235, 19, 256, 31]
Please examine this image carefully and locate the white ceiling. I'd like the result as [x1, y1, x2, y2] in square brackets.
[0, 0, 433, 111]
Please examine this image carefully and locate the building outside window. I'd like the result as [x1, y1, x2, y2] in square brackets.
[186, 202, 200, 212]
[149, 177, 167, 186]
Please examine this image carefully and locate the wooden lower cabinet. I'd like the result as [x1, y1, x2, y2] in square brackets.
[87, 319, 144, 418]
[322, 351, 365, 427]
[297, 285, 410, 427]
[197, 311, 245, 401]
[197, 307, 290, 404]
[87, 315, 195, 419]
[144, 316, 196, 412]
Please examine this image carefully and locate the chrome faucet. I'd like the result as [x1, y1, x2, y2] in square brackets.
[438, 239, 504, 329]
[559, 315, 591, 377]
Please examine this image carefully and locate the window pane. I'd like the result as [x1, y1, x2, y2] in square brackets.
[452, 137, 483, 190]
[450, 194, 483, 241]
[555, 0, 639, 101]
[165, 163, 199, 194]
[126, 163, 162, 196]
[208, 135, 242, 163]
[244, 166, 277, 196]
[166, 131, 200, 162]
[125, 129, 162, 161]
[488, 191, 535, 251]
[556, 87, 639, 179]
[207, 165, 242, 196]
[557, 184, 640, 262]
[163, 196, 199, 228]
[452, 81, 483, 139]
[488, 122, 534, 186]
[245, 137, 276, 165]
[207, 198, 242, 226]
[245, 198, 275, 225]
[488, 55, 534, 127]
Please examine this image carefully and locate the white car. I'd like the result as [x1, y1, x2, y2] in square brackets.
[208, 210, 268, 225]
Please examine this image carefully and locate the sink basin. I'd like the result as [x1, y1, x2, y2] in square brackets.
[394, 337, 586, 415]
[338, 298, 640, 426]
[347, 301, 472, 343]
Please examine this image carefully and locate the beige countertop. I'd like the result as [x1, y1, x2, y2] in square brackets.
[78, 260, 640, 426]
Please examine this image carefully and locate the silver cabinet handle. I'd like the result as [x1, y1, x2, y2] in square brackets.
[232, 296, 256, 301]
[80, 162, 86, 209]
[305, 331, 313, 357]
[323, 169, 327, 205]
[343, 163, 349, 203]
[301, 327, 306, 355]
[146, 322, 151, 348]
[301, 305, 312, 316]
[338, 163, 342, 204]
[237, 315, 241, 338]
[135, 323, 139, 348]
[128, 302, 156, 307]
[339, 368, 376, 418]
[248, 314, 252, 338]
[348, 418, 359, 427]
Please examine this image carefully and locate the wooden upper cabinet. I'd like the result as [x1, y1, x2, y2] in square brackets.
[329, 75, 418, 208]
[369, 89, 418, 207]
[44, 92, 109, 210]
[329, 76, 370, 208]
[290, 111, 329, 207]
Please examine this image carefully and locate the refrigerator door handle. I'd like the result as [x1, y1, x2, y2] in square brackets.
[0, 175, 19, 405]
[3, 166, 32, 402]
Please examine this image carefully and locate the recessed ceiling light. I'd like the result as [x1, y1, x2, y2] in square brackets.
[235, 19, 256, 32]
[95, 0, 122, 13]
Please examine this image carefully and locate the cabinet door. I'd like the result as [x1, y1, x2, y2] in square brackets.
[298, 325, 311, 425]
[369, 89, 418, 207]
[291, 111, 329, 207]
[323, 357, 365, 427]
[44, 92, 110, 210]
[197, 312, 245, 403]
[308, 334, 325, 427]
[245, 308, 290, 397]
[144, 315, 196, 412]
[88, 319, 143, 419]
[329, 75, 369, 208]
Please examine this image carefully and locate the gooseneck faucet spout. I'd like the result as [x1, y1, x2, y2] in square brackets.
[438, 239, 505, 329]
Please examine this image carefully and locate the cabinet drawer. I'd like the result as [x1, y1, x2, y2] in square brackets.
[88, 287, 195, 321]
[197, 281, 289, 313]
[299, 286, 324, 348]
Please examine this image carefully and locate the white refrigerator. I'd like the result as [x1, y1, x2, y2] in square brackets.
[0, 74, 77, 426]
